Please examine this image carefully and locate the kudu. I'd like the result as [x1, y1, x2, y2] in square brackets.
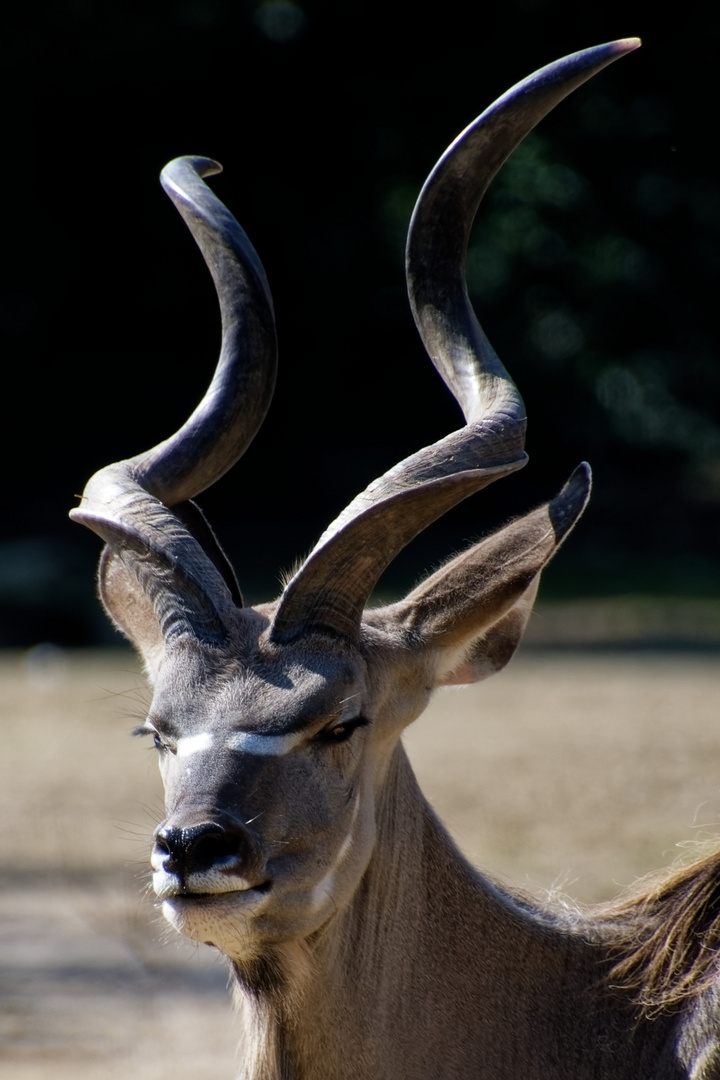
[72, 38, 720, 1080]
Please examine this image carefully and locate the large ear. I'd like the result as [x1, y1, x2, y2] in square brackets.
[394, 465, 590, 686]
[88, 495, 239, 682]
[96, 499, 238, 681]
[98, 548, 166, 680]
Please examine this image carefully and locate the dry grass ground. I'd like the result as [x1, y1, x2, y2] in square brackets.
[2, 641, 720, 1078]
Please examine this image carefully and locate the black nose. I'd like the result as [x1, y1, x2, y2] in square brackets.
[154, 822, 257, 878]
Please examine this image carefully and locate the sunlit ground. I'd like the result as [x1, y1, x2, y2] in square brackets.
[2, 635, 720, 1078]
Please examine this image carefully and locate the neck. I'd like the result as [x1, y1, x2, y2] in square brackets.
[230, 747, 654, 1080]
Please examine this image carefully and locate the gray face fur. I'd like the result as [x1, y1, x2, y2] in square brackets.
[144, 624, 378, 958]
[103, 470, 588, 965]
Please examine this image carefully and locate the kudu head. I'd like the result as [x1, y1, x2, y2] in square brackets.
[72, 40, 638, 965]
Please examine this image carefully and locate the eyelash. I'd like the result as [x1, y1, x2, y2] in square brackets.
[132, 725, 171, 753]
[132, 718, 371, 749]
[314, 716, 370, 745]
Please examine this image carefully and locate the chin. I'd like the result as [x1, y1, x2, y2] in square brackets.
[162, 889, 271, 957]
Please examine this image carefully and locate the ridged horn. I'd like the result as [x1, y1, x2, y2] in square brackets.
[270, 39, 640, 644]
[70, 156, 277, 641]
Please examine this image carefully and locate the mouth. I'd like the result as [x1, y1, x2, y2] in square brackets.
[152, 862, 272, 901]
[160, 881, 274, 953]
[167, 880, 272, 903]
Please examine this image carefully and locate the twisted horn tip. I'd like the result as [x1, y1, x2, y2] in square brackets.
[611, 37, 642, 54]
[160, 156, 224, 191]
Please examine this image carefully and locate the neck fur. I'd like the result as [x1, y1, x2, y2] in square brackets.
[229, 746, 632, 1080]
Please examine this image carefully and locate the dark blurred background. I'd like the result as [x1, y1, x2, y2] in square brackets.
[1, 0, 718, 646]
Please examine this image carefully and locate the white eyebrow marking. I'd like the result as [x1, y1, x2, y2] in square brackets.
[226, 730, 305, 756]
[177, 732, 214, 757]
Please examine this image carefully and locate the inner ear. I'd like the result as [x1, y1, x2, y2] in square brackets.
[391, 468, 590, 688]
[436, 579, 538, 685]
[98, 547, 165, 678]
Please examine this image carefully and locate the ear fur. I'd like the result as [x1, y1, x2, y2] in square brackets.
[396, 465, 590, 686]
[437, 577, 539, 685]
[98, 547, 166, 679]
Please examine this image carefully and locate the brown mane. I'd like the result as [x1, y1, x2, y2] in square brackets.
[596, 848, 720, 1016]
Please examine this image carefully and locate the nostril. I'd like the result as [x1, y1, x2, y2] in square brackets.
[154, 822, 256, 878]
[155, 834, 172, 856]
[152, 828, 186, 875]
[192, 831, 244, 873]
[154, 825, 195, 871]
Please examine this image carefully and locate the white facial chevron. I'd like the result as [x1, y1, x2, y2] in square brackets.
[177, 732, 214, 757]
[175, 729, 306, 758]
[225, 730, 306, 756]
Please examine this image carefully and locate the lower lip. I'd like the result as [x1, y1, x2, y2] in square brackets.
[166, 882, 271, 905]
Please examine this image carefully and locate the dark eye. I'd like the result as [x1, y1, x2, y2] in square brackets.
[131, 724, 171, 752]
[315, 717, 370, 745]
